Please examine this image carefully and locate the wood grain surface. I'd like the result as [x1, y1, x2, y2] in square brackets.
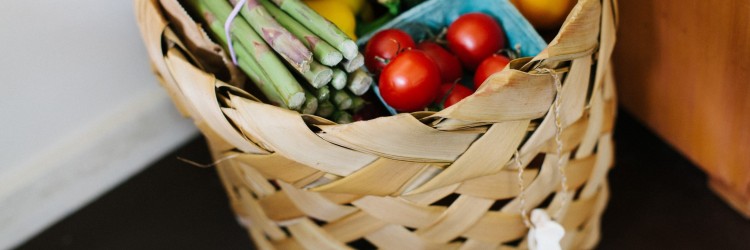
[614, 0, 750, 216]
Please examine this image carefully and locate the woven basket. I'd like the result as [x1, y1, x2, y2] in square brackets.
[135, 0, 618, 248]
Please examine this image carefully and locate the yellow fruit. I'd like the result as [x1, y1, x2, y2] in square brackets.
[511, 0, 577, 30]
[339, 0, 365, 13]
[304, 0, 358, 40]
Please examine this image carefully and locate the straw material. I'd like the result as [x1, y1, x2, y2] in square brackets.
[135, 0, 618, 248]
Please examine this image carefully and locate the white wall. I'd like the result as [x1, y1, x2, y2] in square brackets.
[0, 1, 197, 248]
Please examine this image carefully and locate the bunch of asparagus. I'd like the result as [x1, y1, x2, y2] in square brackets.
[183, 0, 372, 123]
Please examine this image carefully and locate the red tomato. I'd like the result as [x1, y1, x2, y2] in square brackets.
[379, 50, 441, 112]
[474, 54, 511, 89]
[437, 83, 474, 108]
[447, 13, 506, 71]
[417, 41, 464, 83]
[364, 29, 416, 74]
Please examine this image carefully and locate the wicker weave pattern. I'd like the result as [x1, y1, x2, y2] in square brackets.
[135, 0, 618, 248]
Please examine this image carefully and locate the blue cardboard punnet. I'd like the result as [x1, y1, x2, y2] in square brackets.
[357, 0, 547, 115]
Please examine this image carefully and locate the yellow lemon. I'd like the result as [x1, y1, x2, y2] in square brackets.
[511, 0, 577, 30]
[304, 0, 358, 40]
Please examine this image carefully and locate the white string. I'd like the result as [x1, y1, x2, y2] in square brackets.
[177, 153, 241, 168]
[523, 68, 567, 250]
[518, 68, 568, 226]
[225, 0, 248, 65]
[515, 150, 531, 227]
[540, 68, 568, 219]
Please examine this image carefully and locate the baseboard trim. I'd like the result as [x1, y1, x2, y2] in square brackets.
[0, 91, 197, 249]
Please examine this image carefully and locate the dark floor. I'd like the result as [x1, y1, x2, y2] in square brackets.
[17, 109, 750, 250]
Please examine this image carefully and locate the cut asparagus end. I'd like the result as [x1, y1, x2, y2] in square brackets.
[315, 100, 335, 117]
[312, 68, 333, 88]
[338, 99, 353, 110]
[287, 92, 306, 110]
[321, 51, 344, 66]
[338, 40, 358, 60]
[303, 61, 333, 88]
[313, 85, 331, 101]
[342, 53, 364, 73]
[301, 92, 318, 114]
[333, 110, 353, 124]
[332, 89, 353, 110]
[331, 68, 347, 90]
[347, 69, 373, 96]
[317, 86, 331, 101]
[351, 96, 365, 112]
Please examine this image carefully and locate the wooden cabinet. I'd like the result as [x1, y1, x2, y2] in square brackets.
[613, 0, 750, 217]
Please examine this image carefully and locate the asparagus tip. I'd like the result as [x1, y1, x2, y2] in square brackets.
[339, 40, 358, 60]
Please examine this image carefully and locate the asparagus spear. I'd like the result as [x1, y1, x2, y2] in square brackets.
[332, 110, 353, 124]
[350, 96, 365, 112]
[234, 43, 288, 108]
[341, 53, 364, 73]
[310, 85, 331, 101]
[259, 0, 343, 66]
[186, 0, 306, 109]
[302, 61, 333, 88]
[186, 1, 287, 107]
[268, 0, 359, 60]
[230, 0, 312, 72]
[300, 91, 319, 114]
[347, 68, 373, 96]
[187, 3, 286, 107]
[315, 99, 335, 117]
[331, 89, 353, 110]
[330, 68, 347, 90]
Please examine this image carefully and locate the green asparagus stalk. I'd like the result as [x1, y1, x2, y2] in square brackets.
[330, 68, 347, 90]
[234, 43, 288, 108]
[347, 68, 373, 96]
[259, 0, 343, 66]
[302, 61, 333, 88]
[315, 100, 335, 117]
[300, 91, 319, 114]
[186, 0, 306, 109]
[188, 3, 286, 107]
[350, 96, 365, 112]
[332, 110, 353, 124]
[269, 0, 359, 60]
[341, 53, 364, 73]
[331, 89, 353, 110]
[310, 85, 331, 102]
[231, 0, 312, 72]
